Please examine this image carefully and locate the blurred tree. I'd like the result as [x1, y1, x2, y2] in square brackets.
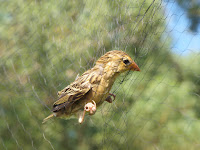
[176, 0, 200, 32]
[0, 0, 200, 150]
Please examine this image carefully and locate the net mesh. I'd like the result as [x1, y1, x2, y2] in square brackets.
[0, 0, 200, 149]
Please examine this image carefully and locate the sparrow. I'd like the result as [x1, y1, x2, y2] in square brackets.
[43, 50, 140, 124]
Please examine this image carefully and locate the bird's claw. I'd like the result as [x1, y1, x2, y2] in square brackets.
[105, 93, 116, 103]
[78, 100, 96, 124]
[84, 100, 96, 115]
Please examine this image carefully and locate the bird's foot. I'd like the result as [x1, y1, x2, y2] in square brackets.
[105, 93, 116, 103]
[84, 100, 96, 115]
[78, 100, 96, 124]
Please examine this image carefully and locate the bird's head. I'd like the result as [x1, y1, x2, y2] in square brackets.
[96, 50, 140, 73]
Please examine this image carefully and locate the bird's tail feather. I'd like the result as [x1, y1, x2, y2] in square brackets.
[42, 114, 54, 124]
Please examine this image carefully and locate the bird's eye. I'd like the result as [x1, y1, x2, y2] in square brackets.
[123, 59, 130, 65]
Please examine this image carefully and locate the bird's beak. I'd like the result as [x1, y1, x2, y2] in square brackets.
[130, 62, 140, 71]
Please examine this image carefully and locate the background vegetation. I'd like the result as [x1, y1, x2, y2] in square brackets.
[0, 0, 200, 149]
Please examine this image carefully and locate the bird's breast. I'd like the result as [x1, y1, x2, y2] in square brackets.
[92, 74, 118, 106]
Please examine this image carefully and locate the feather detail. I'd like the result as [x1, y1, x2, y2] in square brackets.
[42, 113, 55, 123]
[52, 84, 92, 112]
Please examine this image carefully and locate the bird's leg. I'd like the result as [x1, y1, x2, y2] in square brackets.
[109, 93, 116, 99]
[78, 100, 96, 124]
[105, 93, 116, 103]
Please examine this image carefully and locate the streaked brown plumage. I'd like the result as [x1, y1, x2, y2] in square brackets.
[43, 50, 140, 123]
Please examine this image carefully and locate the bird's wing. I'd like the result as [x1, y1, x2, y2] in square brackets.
[52, 78, 92, 112]
[52, 66, 103, 112]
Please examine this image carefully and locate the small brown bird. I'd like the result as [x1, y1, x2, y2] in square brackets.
[43, 50, 140, 124]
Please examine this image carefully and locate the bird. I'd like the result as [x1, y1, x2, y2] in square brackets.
[43, 50, 140, 124]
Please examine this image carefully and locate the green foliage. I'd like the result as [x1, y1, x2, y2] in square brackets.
[0, 0, 200, 149]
